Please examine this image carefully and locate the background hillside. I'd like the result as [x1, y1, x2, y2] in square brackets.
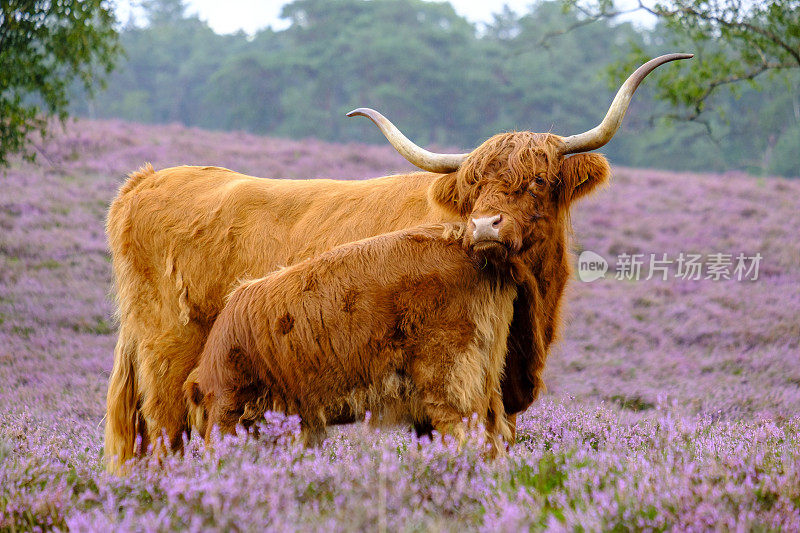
[69, 0, 800, 178]
[1, 120, 799, 529]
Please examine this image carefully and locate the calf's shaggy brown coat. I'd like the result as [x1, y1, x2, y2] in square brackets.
[184, 223, 517, 447]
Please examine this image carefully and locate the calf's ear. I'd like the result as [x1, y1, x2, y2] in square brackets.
[560, 153, 611, 204]
[184, 372, 208, 434]
[186, 382, 204, 407]
[183, 369, 205, 408]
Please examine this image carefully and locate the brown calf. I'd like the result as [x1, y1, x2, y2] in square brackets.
[184, 224, 516, 449]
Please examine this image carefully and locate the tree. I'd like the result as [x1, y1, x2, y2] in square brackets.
[483, 1, 644, 162]
[0, 0, 120, 165]
[67, 0, 797, 176]
[82, 0, 248, 130]
[141, 0, 186, 26]
[276, 0, 489, 146]
[563, 1, 798, 112]
[560, 0, 799, 175]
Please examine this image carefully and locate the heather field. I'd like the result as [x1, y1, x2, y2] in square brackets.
[1, 119, 799, 531]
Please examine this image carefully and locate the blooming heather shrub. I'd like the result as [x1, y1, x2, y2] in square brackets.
[1, 119, 799, 530]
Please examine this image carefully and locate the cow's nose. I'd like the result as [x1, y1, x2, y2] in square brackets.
[471, 214, 503, 241]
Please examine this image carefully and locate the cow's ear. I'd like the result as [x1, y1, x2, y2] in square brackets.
[429, 172, 470, 216]
[560, 153, 611, 204]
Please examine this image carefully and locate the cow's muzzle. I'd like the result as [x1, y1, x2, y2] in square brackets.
[471, 214, 503, 242]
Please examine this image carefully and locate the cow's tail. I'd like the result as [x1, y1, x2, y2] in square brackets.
[103, 324, 146, 473]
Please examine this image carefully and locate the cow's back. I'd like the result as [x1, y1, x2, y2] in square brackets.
[107, 165, 453, 323]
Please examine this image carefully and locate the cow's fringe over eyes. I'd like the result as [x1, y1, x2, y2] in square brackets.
[454, 133, 565, 210]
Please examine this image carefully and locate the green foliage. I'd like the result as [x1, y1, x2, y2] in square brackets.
[71, 0, 799, 177]
[577, 0, 800, 175]
[609, 394, 656, 411]
[509, 454, 568, 496]
[481, 1, 644, 162]
[0, 0, 120, 165]
[645, 1, 798, 113]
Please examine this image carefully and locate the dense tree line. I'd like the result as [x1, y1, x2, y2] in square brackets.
[72, 0, 799, 176]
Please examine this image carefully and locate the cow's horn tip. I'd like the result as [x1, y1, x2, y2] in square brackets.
[346, 108, 367, 118]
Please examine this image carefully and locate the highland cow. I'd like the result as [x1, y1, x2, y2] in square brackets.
[104, 54, 691, 470]
[183, 224, 516, 450]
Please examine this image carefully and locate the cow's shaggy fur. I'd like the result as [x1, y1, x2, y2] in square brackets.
[183, 224, 516, 450]
[104, 132, 610, 471]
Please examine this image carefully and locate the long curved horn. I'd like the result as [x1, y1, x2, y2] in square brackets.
[346, 108, 469, 173]
[561, 53, 693, 155]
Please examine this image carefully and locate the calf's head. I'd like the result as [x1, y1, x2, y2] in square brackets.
[348, 53, 691, 259]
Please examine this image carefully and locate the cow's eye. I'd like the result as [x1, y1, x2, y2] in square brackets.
[527, 175, 546, 196]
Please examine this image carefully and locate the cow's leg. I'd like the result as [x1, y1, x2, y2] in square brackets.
[502, 280, 550, 432]
[413, 420, 434, 438]
[137, 321, 208, 458]
[104, 323, 148, 473]
[411, 340, 509, 452]
[505, 413, 518, 442]
[299, 412, 327, 448]
[484, 389, 512, 458]
[426, 407, 468, 448]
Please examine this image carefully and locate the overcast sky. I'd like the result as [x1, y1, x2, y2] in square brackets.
[116, 1, 650, 35]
